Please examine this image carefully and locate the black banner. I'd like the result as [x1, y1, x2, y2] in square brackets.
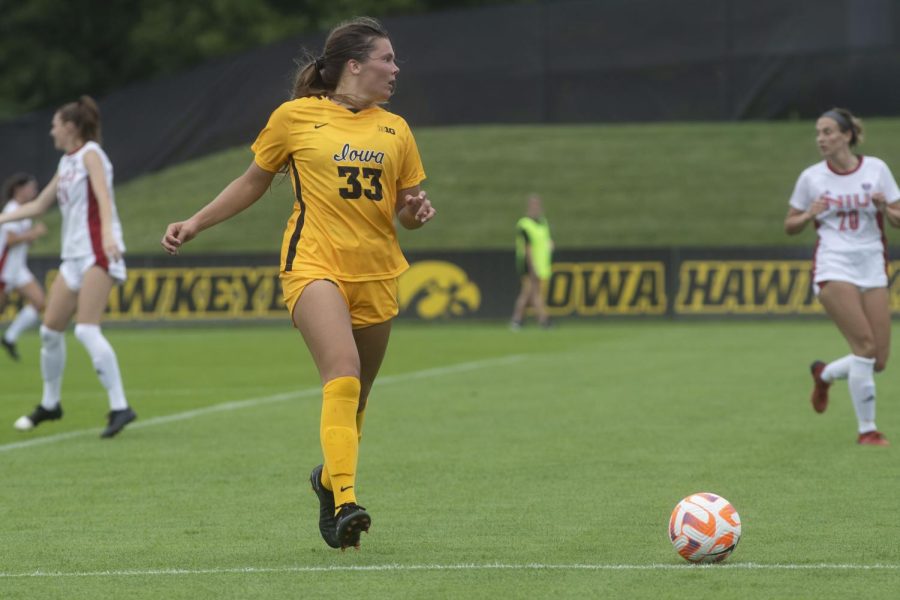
[5, 247, 899, 323]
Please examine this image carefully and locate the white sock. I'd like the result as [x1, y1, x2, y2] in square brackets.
[73, 324, 128, 411]
[848, 355, 877, 434]
[4, 305, 41, 344]
[40, 325, 65, 410]
[821, 354, 853, 383]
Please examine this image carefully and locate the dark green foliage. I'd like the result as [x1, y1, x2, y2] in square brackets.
[0, 0, 530, 118]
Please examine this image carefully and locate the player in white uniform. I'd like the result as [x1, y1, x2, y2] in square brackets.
[784, 108, 900, 446]
[1, 173, 48, 360]
[0, 96, 136, 438]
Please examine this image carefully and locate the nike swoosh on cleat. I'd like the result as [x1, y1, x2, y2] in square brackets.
[340, 485, 353, 492]
[314, 123, 328, 129]
[863, 395, 875, 403]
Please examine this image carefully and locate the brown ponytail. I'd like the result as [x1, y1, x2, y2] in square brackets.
[291, 17, 389, 100]
[57, 95, 102, 143]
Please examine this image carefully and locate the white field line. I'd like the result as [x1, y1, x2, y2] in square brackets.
[0, 355, 525, 454]
[52, 387, 289, 399]
[1, 562, 898, 578]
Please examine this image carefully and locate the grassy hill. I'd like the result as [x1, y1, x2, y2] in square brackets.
[29, 118, 900, 255]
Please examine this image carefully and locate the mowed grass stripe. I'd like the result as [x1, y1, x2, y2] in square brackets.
[1, 323, 897, 599]
[0, 354, 525, 454]
[28, 119, 900, 254]
[2, 562, 899, 578]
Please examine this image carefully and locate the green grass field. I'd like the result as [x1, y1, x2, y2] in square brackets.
[27, 118, 900, 256]
[1, 321, 897, 599]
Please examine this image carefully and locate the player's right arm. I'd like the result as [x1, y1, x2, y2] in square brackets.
[161, 163, 274, 255]
[0, 175, 58, 226]
[784, 171, 826, 235]
[784, 200, 826, 235]
[6, 222, 48, 246]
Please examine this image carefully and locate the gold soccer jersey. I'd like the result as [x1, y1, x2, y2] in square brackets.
[252, 96, 426, 281]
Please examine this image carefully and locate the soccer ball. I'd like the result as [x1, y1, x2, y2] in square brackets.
[669, 493, 741, 563]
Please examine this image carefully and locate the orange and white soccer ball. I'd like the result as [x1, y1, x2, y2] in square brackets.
[669, 493, 741, 563]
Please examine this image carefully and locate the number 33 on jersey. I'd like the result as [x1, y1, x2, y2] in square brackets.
[252, 96, 426, 280]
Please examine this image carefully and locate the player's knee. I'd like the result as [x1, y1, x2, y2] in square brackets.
[74, 323, 113, 358]
[39, 324, 64, 348]
[73, 323, 94, 344]
[322, 358, 360, 382]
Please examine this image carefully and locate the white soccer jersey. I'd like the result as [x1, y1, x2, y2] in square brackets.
[789, 156, 900, 253]
[0, 200, 33, 278]
[0, 224, 8, 286]
[56, 141, 125, 263]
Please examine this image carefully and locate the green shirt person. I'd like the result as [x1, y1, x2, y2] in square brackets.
[511, 194, 554, 329]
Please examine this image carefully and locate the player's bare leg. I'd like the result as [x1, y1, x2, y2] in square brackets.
[42, 274, 78, 331]
[2, 280, 46, 361]
[76, 267, 136, 437]
[294, 280, 370, 548]
[530, 275, 550, 327]
[353, 319, 391, 425]
[511, 275, 535, 328]
[18, 280, 46, 312]
[819, 282, 886, 445]
[819, 282, 877, 357]
[14, 275, 76, 431]
[860, 287, 890, 372]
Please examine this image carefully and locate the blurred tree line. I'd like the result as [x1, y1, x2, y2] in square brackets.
[0, 0, 526, 119]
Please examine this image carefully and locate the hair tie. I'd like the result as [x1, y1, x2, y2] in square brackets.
[314, 56, 325, 71]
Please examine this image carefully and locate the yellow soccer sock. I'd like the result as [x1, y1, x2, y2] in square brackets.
[321, 408, 366, 491]
[320, 376, 361, 510]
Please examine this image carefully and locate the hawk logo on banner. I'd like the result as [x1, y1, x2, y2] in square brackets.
[398, 261, 481, 319]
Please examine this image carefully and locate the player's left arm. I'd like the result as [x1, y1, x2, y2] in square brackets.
[396, 185, 436, 230]
[872, 192, 900, 228]
[6, 222, 48, 246]
[0, 175, 57, 226]
[84, 150, 121, 262]
[395, 124, 433, 230]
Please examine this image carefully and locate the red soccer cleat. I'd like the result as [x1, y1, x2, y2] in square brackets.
[809, 361, 830, 413]
[857, 431, 890, 446]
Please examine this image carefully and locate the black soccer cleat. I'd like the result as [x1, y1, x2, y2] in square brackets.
[309, 465, 340, 548]
[14, 404, 63, 431]
[100, 407, 137, 438]
[2, 338, 20, 361]
[335, 502, 371, 550]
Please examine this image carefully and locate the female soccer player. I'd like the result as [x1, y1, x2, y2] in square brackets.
[784, 108, 900, 446]
[1, 173, 48, 360]
[511, 193, 554, 329]
[162, 17, 435, 550]
[0, 96, 136, 439]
